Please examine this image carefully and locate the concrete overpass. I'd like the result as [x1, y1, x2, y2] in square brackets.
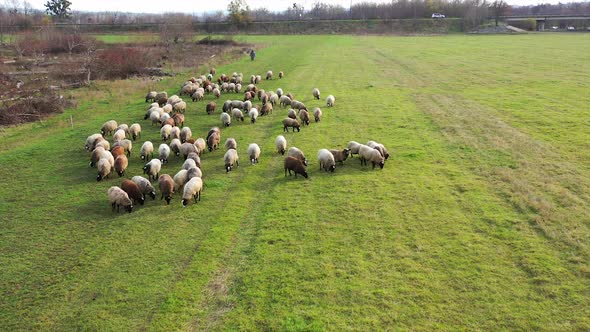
[501, 15, 590, 31]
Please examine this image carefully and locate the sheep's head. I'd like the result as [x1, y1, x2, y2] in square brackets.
[125, 204, 133, 213]
[302, 171, 309, 179]
[329, 165, 336, 172]
[149, 191, 156, 200]
[164, 195, 172, 205]
[96, 174, 102, 182]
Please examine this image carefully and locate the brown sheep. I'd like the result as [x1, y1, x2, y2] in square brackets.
[298, 109, 310, 126]
[329, 148, 351, 164]
[287, 109, 297, 119]
[282, 118, 301, 132]
[284, 156, 308, 179]
[207, 132, 221, 152]
[158, 174, 174, 205]
[121, 179, 145, 205]
[260, 103, 273, 116]
[173, 113, 184, 127]
[111, 146, 125, 159]
[90, 147, 105, 167]
[206, 102, 216, 115]
[114, 155, 128, 177]
[244, 91, 253, 101]
[162, 118, 175, 128]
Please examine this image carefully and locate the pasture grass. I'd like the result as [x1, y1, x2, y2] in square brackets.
[1, 34, 590, 330]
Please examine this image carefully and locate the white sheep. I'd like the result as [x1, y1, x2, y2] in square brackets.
[173, 169, 189, 191]
[170, 138, 182, 157]
[225, 138, 237, 151]
[346, 141, 362, 158]
[313, 108, 322, 122]
[162, 104, 173, 114]
[248, 108, 258, 124]
[183, 159, 197, 171]
[108, 186, 133, 213]
[276, 88, 283, 97]
[85, 133, 103, 150]
[358, 144, 385, 169]
[221, 112, 231, 127]
[95, 139, 110, 151]
[187, 152, 201, 169]
[161, 124, 172, 141]
[149, 111, 161, 126]
[224, 149, 239, 173]
[116, 124, 129, 137]
[140, 141, 154, 161]
[101, 120, 118, 136]
[279, 95, 291, 107]
[170, 126, 181, 140]
[129, 123, 141, 141]
[159, 143, 170, 163]
[131, 176, 156, 200]
[180, 127, 192, 143]
[248, 143, 261, 164]
[288, 147, 307, 166]
[113, 139, 132, 157]
[275, 135, 287, 155]
[195, 138, 206, 154]
[180, 142, 198, 159]
[367, 140, 390, 160]
[266, 70, 273, 80]
[173, 101, 187, 113]
[326, 95, 335, 107]
[182, 177, 203, 207]
[187, 166, 202, 179]
[143, 158, 162, 181]
[312, 88, 320, 100]
[231, 108, 244, 122]
[113, 129, 126, 142]
[317, 149, 336, 172]
[97, 158, 112, 181]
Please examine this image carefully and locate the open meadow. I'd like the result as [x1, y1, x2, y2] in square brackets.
[1, 34, 590, 330]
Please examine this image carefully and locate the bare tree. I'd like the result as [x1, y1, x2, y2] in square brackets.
[489, 0, 510, 26]
[81, 39, 98, 84]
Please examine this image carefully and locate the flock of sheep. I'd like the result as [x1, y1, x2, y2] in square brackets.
[84, 68, 390, 213]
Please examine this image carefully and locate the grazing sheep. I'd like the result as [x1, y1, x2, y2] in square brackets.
[99, 150, 115, 169]
[248, 143, 261, 164]
[96, 157, 113, 182]
[191, 90, 204, 102]
[329, 148, 351, 164]
[282, 118, 301, 132]
[149, 111, 161, 126]
[114, 155, 129, 177]
[261, 93, 269, 105]
[170, 126, 181, 140]
[180, 84, 196, 96]
[288, 146, 308, 166]
[255, 75, 262, 84]
[180, 142, 198, 159]
[279, 71, 284, 79]
[312, 88, 320, 100]
[186, 152, 201, 168]
[129, 123, 141, 141]
[111, 146, 125, 159]
[116, 124, 129, 137]
[121, 179, 145, 205]
[242, 100, 252, 112]
[287, 109, 297, 119]
[173, 169, 189, 191]
[231, 100, 245, 110]
[231, 108, 245, 122]
[346, 141, 362, 158]
[173, 101, 187, 114]
[367, 141, 390, 160]
[162, 104, 173, 114]
[169, 138, 181, 157]
[140, 141, 154, 162]
[224, 149, 239, 173]
[260, 103, 273, 116]
[195, 138, 206, 154]
[317, 149, 336, 172]
[161, 124, 172, 141]
[313, 108, 322, 122]
[131, 175, 157, 200]
[143, 159, 162, 181]
[275, 135, 287, 155]
[180, 127, 192, 143]
[167, 95, 181, 106]
[266, 70, 273, 80]
[159, 143, 171, 163]
[155, 91, 168, 105]
[286, 92, 294, 100]
[108, 186, 133, 213]
[187, 166, 202, 179]
[85, 133, 103, 151]
[290, 100, 306, 111]
[284, 156, 308, 178]
[212, 88, 220, 99]
[222, 100, 232, 113]
[221, 112, 231, 127]
[276, 88, 283, 97]
[101, 120, 118, 137]
[112, 139, 132, 157]
[225, 138, 237, 151]
[173, 113, 185, 127]
[206, 102, 216, 115]
[158, 174, 174, 205]
[269, 93, 279, 106]
[279, 95, 291, 107]
[146, 91, 157, 103]
[95, 139, 110, 151]
[298, 109, 310, 126]
[248, 108, 258, 124]
[182, 177, 203, 207]
[90, 147, 106, 167]
[326, 95, 335, 107]
[210, 68, 216, 75]
[235, 83, 242, 93]
[113, 129, 126, 143]
[359, 144, 385, 169]
[243, 91, 253, 101]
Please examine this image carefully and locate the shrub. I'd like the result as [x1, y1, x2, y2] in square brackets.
[0, 91, 74, 126]
[94, 47, 156, 80]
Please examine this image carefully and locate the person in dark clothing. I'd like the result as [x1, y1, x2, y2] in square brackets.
[250, 49, 256, 61]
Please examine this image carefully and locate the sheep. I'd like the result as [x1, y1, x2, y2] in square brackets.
[143, 159, 162, 181]
[195, 138, 206, 154]
[97, 158, 112, 182]
[108, 186, 133, 213]
[329, 148, 351, 164]
[260, 103, 272, 116]
[180, 142, 198, 159]
[261, 93, 269, 105]
[167, 95, 181, 106]
[326, 95, 335, 107]
[146, 91, 157, 103]
[279, 71, 284, 79]
[242, 100, 252, 112]
[312, 88, 320, 100]
[113, 129, 126, 143]
[180, 159, 196, 172]
[279, 95, 291, 107]
[113, 139, 133, 157]
[290, 100, 306, 111]
[317, 149, 336, 172]
[161, 118, 175, 128]
[158, 174, 175, 205]
[367, 141, 390, 160]
[221, 112, 231, 127]
[249, 75, 255, 84]
[286, 92, 294, 100]
[207, 126, 221, 140]
[161, 124, 172, 141]
[298, 109, 310, 126]
[235, 83, 242, 93]
[131, 176, 157, 200]
[99, 150, 115, 169]
[85, 133, 103, 151]
[210, 67, 216, 75]
[169, 138, 181, 157]
[224, 149, 239, 173]
[266, 70, 273, 80]
[231, 100, 244, 109]
[114, 155, 129, 177]
[207, 129, 221, 152]
[170, 126, 181, 140]
[129, 123, 141, 141]
[276, 88, 283, 97]
[346, 141, 362, 158]
[111, 146, 125, 159]
[269, 93, 279, 106]
[180, 127, 192, 143]
[182, 177, 203, 207]
[162, 104, 173, 114]
[149, 111, 161, 126]
[249, 108, 258, 124]
[359, 144, 385, 169]
[121, 179, 145, 205]
[155, 91, 168, 105]
[116, 124, 129, 137]
[313, 108, 322, 122]
[255, 75, 262, 84]
[173, 113, 185, 127]
[173, 169, 189, 191]
[288, 147, 308, 166]
[187, 166, 202, 179]
[101, 120, 118, 137]
[213, 88, 221, 99]
[225, 138, 237, 151]
[180, 84, 196, 96]
[231, 108, 245, 122]
[248, 143, 261, 164]
[243, 91, 253, 101]
[159, 143, 171, 163]
[90, 146, 106, 167]
[275, 135, 287, 155]
[206, 102, 216, 115]
[191, 90, 204, 102]
[186, 152, 201, 168]
[95, 139, 110, 151]
[173, 101, 187, 114]
[138, 142, 154, 162]
[282, 118, 301, 132]
[287, 109, 297, 119]
[222, 100, 232, 113]
[284, 156, 308, 179]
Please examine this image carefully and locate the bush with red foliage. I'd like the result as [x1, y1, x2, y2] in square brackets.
[94, 47, 156, 80]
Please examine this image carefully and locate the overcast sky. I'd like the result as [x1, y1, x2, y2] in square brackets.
[23, 0, 565, 14]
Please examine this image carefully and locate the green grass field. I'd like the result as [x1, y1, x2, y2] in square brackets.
[1, 34, 590, 330]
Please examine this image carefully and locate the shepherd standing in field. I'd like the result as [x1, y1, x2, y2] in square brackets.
[250, 49, 256, 61]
